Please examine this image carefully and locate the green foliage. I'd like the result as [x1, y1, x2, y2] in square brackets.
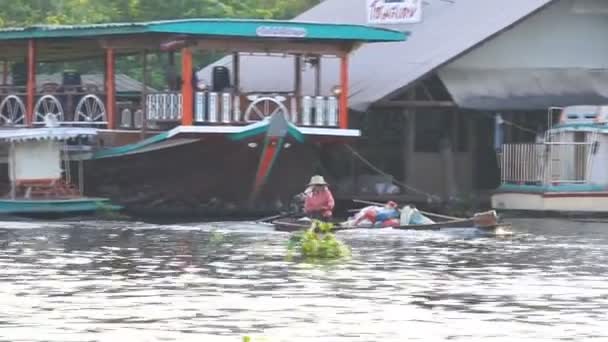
[95, 202, 130, 220]
[287, 220, 350, 262]
[0, 0, 320, 27]
[242, 336, 270, 342]
[208, 230, 224, 244]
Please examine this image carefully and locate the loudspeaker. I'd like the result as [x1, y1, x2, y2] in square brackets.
[62, 70, 82, 86]
[212, 66, 230, 92]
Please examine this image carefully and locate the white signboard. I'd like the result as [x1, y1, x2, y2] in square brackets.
[367, 0, 422, 24]
[11, 141, 61, 181]
[256, 26, 308, 38]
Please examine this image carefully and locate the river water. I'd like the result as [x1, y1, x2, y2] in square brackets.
[0, 218, 606, 341]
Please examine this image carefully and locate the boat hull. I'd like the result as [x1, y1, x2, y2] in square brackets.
[271, 213, 507, 234]
[0, 198, 118, 215]
[83, 139, 324, 215]
[492, 191, 608, 214]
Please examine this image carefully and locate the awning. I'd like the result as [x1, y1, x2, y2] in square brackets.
[0, 127, 97, 143]
[438, 68, 608, 110]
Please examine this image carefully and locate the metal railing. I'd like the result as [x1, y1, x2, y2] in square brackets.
[145, 91, 340, 127]
[501, 143, 546, 184]
[500, 142, 596, 185]
[146, 92, 182, 122]
[195, 92, 339, 126]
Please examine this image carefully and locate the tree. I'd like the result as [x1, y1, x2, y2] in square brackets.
[0, 0, 321, 88]
[0, 0, 320, 26]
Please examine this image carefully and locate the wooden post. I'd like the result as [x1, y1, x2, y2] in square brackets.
[440, 111, 457, 201]
[9, 142, 15, 200]
[350, 147, 359, 196]
[105, 48, 116, 129]
[167, 51, 177, 91]
[181, 48, 194, 126]
[339, 54, 349, 129]
[402, 90, 416, 185]
[232, 52, 240, 121]
[468, 113, 478, 192]
[78, 159, 84, 195]
[2, 61, 8, 86]
[294, 54, 302, 121]
[294, 54, 302, 94]
[403, 109, 415, 186]
[169, 51, 175, 65]
[140, 51, 149, 138]
[314, 56, 321, 96]
[440, 135, 457, 201]
[233, 52, 240, 91]
[26, 39, 36, 126]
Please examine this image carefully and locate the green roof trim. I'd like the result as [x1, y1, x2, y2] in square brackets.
[0, 19, 407, 43]
[93, 131, 170, 159]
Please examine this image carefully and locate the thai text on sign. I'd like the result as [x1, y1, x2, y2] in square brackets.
[256, 26, 308, 38]
[367, 0, 422, 24]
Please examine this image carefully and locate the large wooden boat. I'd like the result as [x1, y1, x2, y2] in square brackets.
[0, 19, 407, 214]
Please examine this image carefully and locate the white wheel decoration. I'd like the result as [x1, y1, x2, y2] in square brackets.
[34, 95, 64, 124]
[244, 97, 289, 122]
[75, 94, 107, 124]
[0, 95, 26, 126]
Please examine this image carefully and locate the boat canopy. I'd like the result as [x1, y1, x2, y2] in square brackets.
[0, 18, 407, 61]
[0, 127, 97, 143]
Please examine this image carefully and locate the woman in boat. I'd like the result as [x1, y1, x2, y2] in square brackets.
[303, 175, 335, 220]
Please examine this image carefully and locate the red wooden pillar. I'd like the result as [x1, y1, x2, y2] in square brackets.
[26, 39, 36, 126]
[339, 54, 349, 129]
[105, 48, 116, 129]
[181, 48, 193, 126]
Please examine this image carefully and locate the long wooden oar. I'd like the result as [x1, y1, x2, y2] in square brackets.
[352, 199, 463, 221]
[256, 211, 302, 223]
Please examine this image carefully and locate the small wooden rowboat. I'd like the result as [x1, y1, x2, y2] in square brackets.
[271, 210, 511, 234]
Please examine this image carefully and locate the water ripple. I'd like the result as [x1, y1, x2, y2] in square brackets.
[0, 218, 606, 341]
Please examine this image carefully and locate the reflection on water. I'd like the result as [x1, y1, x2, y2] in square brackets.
[0, 218, 607, 341]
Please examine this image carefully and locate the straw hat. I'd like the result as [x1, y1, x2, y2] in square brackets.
[307, 175, 328, 186]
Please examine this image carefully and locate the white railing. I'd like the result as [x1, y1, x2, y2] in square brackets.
[500, 142, 596, 184]
[144, 91, 339, 127]
[194, 92, 339, 126]
[195, 92, 236, 124]
[146, 92, 182, 122]
[501, 144, 546, 184]
[300, 95, 339, 127]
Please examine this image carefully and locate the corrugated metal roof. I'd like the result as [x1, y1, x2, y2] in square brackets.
[199, 0, 554, 111]
[0, 18, 406, 43]
[438, 68, 608, 110]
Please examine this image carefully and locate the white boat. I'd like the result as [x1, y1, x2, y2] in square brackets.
[492, 105, 608, 214]
[0, 115, 119, 216]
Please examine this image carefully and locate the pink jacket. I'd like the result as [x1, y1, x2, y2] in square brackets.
[304, 188, 335, 218]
